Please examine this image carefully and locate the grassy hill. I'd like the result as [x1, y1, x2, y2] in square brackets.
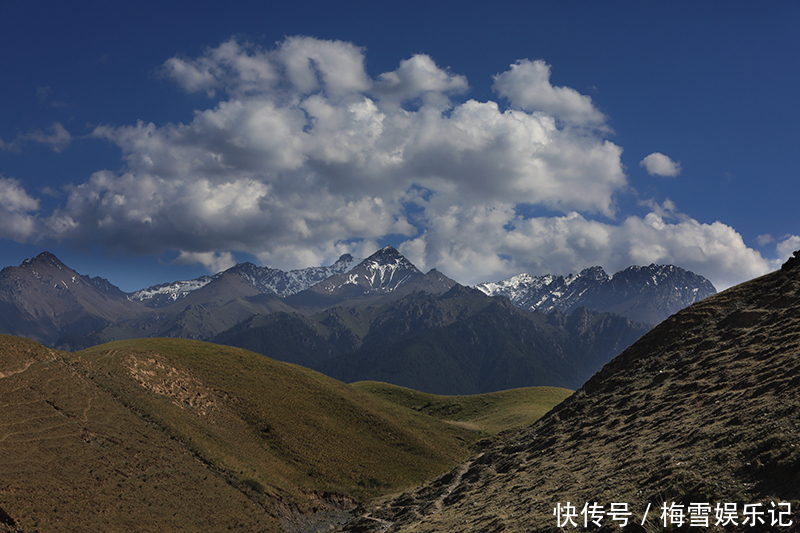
[0, 335, 569, 532]
[352, 381, 571, 435]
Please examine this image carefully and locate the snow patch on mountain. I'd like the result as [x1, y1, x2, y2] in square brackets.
[475, 263, 716, 325]
[130, 253, 361, 307]
[335, 247, 421, 292]
[129, 276, 215, 304]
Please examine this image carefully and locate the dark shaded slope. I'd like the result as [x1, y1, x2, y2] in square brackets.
[212, 311, 349, 368]
[60, 275, 297, 350]
[343, 252, 800, 532]
[212, 285, 494, 371]
[320, 301, 647, 394]
[215, 286, 650, 394]
[321, 303, 569, 394]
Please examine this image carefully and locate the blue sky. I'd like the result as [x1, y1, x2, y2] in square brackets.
[1, 1, 798, 291]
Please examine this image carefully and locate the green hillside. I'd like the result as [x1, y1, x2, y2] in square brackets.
[352, 381, 572, 435]
[71, 339, 477, 500]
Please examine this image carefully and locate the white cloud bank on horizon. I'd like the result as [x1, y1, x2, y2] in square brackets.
[399, 201, 788, 291]
[0, 36, 793, 290]
[640, 152, 682, 177]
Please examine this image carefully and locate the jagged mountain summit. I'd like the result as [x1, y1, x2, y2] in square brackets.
[309, 246, 430, 295]
[476, 263, 716, 325]
[130, 253, 360, 308]
[342, 251, 800, 532]
[283, 246, 456, 310]
[0, 251, 360, 347]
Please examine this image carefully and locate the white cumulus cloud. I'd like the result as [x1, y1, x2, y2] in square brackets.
[640, 152, 682, 177]
[400, 198, 772, 291]
[0, 177, 41, 241]
[492, 59, 607, 127]
[54, 35, 628, 270]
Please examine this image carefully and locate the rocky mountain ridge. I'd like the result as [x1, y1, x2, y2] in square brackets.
[0, 252, 145, 346]
[213, 284, 651, 393]
[476, 263, 716, 325]
[130, 253, 361, 307]
[283, 247, 457, 312]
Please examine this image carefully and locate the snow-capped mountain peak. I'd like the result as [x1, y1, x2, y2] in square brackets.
[475, 263, 716, 325]
[128, 276, 216, 306]
[325, 247, 421, 293]
[352, 246, 420, 289]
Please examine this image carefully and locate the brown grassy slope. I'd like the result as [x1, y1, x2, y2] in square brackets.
[343, 253, 800, 533]
[0, 335, 279, 533]
[1, 334, 570, 533]
[70, 338, 481, 504]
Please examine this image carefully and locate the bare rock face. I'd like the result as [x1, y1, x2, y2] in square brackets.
[343, 251, 800, 532]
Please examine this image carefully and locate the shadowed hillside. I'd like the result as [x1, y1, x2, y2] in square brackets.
[341, 252, 800, 532]
[215, 285, 650, 394]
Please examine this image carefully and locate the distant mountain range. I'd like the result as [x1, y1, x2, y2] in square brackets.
[476, 263, 716, 325]
[213, 284, 650, 393]
[0, 248, 716, 393]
